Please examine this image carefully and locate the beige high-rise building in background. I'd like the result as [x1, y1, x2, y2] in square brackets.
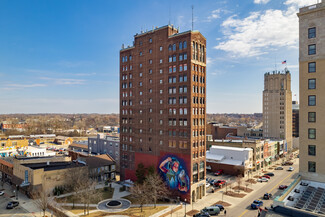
[298, 1, 325, 182]
[263, 71, 292, 152]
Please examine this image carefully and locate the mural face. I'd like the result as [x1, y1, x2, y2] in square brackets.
[159, 156, 190, 193]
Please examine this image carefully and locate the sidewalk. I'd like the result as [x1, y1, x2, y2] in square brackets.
[1, 182, 53, 217]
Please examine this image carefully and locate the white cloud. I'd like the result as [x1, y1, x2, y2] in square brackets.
[1, 83, 47, 91]
[206, 9, 231, 22]
[7, 84, 46, 88]
[40, 77, 85, 85]
[214, 0, 319, 57]
[284, 0, 318, 7]
[254, 0, 270, 4]
[208, 9, 221, 20]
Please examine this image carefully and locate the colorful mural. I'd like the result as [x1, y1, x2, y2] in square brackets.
[159, 156, 190, 193]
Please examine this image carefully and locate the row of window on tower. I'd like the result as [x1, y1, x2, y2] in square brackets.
[168, 41, 187, 51]
[121, 55, 132, 63]
[192, 42, 205, 62]
[168, 53, 188, 62]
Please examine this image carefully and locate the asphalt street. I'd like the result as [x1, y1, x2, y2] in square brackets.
[228, 158, 299, 217]
[0, 190, 29, 216]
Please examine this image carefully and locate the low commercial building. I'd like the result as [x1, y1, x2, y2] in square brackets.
[206, 123, 237, 140]
[207, 139, 285, 172]
[0, 145, 56, 158]
[12, 156, 87, 196]
[1, 121, 27, 132]
[0, 158, 13, 184]
[206, 146, 253, 177]
[54, 136, 73, 145]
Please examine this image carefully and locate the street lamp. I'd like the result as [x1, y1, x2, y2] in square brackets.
[184, 199, 187, 217]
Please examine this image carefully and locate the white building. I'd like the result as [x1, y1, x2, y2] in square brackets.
[206, 145, 253, 177]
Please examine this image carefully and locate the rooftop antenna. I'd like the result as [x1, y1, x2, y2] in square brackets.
[169, 3, 171, 25]
[192, 5, 194, 31]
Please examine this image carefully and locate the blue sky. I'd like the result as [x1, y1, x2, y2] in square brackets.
[0, 0, 317, 114]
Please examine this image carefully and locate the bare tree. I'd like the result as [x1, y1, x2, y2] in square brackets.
[144, 173, 170, 208]
[79, 180, 102, 215]
[34, 176, 53, 217]
[130, 183, 150, 212]
[65, 167, 89, 208]
[236, 175, 243, 192]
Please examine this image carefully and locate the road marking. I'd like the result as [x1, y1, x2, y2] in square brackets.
[267, 172, 295, 193]
[238, 209, 249, 217]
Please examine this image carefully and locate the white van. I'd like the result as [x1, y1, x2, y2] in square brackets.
[201, 206, 220, 215]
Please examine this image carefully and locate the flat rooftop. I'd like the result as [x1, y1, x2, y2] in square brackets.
[280, 179, 325, 215]
[210, 145, 252, 152]
[22, 161, 85, 171]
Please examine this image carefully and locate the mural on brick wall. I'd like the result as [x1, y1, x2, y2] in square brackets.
[159, 156, 190, 193]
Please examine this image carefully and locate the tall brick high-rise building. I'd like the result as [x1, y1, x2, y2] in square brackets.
[298, 1, 325, 182]
[119, 25, 206, 202]
[263, 71, 293, 152]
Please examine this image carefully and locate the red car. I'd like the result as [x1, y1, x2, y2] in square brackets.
[214, 169, 223, 176]
[214, 180, 226, 187]
[279, 185, 288, 189]
[259, 175, 271, 179]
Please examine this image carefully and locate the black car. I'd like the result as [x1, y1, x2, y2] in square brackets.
[265, 172, 274, 176]
[214, 204, 225, 211]
[6, 201, 19, 209]
[263, 193, 272, 200]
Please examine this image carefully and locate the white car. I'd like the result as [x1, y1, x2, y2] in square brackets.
[205, 183, 211, 188]
[288, 167, 294, 171]
[257, 177, 269, 182]
[0, 191, 4, 196]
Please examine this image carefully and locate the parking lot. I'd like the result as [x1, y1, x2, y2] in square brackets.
[0, 190, 29, 216]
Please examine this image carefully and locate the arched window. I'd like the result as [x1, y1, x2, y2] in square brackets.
[179, 42, 183, 50]
[183, 41, 187, 49]
[173, 43, 176, 51]
[193, 163, 198, 172]
[168, 44, 172, 51]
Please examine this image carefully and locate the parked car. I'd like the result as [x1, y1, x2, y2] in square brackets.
[288, 167, 294, 171]
[0, 191, 4, 196]
[205, 182, 211, 188]
[257, 177, 269, 182]
[275, 167, 284, 170]
[251, 200, 263, 209]
[194, 212, 210, 217]
[279, 185, 288, 190]
[213, 204, 225, 211]
[265, 172, 274, 176]
[261, 175, 271, 179]
[201, 206, 221, 215]
[263, 193, 272, 200]
[214, 169, 223, 176]
[282, 161, 293, 166]
[214, 180, 226, 187]
[6, 201, 19, 209]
